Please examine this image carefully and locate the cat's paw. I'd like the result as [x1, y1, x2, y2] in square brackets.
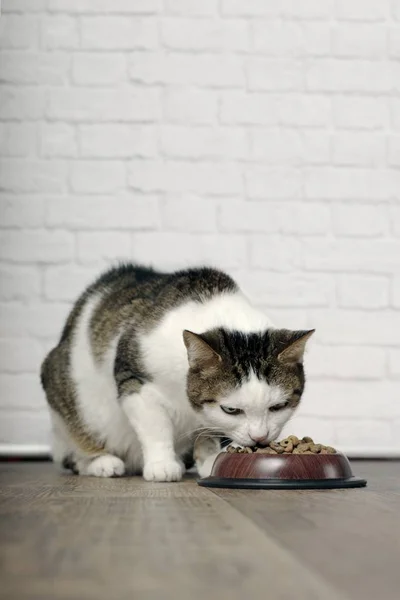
[143, 459, 184, 482]
[82, 455, 125, 478]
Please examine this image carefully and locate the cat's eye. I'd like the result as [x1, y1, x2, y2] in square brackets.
[269, 400, 290, 412]
[221, 406, 243, 415]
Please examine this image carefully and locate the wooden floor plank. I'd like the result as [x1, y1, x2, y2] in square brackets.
[211, 460, 400, 600]
[0, 463, 345, 600]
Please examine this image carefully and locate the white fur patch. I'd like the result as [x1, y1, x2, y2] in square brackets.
[69, 295, 142, 469]
[201, 371, 291, 447]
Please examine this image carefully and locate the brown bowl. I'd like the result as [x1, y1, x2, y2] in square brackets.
[198, 452, 367, 490]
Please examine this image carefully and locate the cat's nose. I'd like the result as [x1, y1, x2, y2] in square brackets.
[250, 435, 269, 446]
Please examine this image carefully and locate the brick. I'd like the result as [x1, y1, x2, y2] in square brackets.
[335, 420, 393, 449]
[302, 238, 400, 273]
[302, 382, 399, 418]
[47, 0, 162, 13]
[310, 309, 400, 345]
[219, 200, 282, 233]
[30, 303, 71, 339]
[304, 168, 399, 201]
[44, 265, 100, 301]
[0, 339, 44, 373]
[0, 266, 41, 300]
[160, 126, 248, 160]
[131, 233, 247, 270]
[391, 99, 400, 131]
[220, 92, 279, 125]
[81, 17, 158, 50]
[79, 124, 157, 158]
[220, 200, 330, 235]
[161, 196, 217, 232]
[236, 271, 334, 307]
[72, 53, 127, 86]
[250, 129, 302, 164]
[220, 0, 281, 17]
[278, 95, 331, 127]
[281, 0, 334, 19]
[260, 308, 310, 330]
[308, 345, 386, 379]
[283, 202, 331, 234]
[337, 275, 389, 309]
[332, 204, 388, 237]
[301, 132, 331, 165]
[336, 0, 389, 21]
[0, 160, 67, 193]
[0, 196, 45, 227]
[70, 161, 125, 194]
[250, 236, 302, 271]
[390, 207, 400, 236]
[307, 60, 393, 92]
[0, 123, 37, 157]
[388, 136, 400, 167]
[333, 97, 389, 130]
[0, 230, 73, 264]
[161, 18, 248, 51]
[40, 16, 79, 49]
[0, 87, 46, 120]
[252, 21, 330, 56]
[47, 88, 161, 122]
[77, 232, 131, 264]
[0, 375, 45, 410]
[389, 27, 400, 58]
[0, 302, 69, 339]
[0, 15, 38, 48]
[392, 276, 400, 308]
[0, 52, 70, 85]
[332, 24, 386, 58]
[388, 350, 400, 379]
[40, 124, 77, 158]
[165, 0, 217, 15]
[128, 160, 244, 195]
[332, 132, 386, 167]
[0, 410, 51, 445]
[164, 89, 218, 124]
[247, 58, 303, 91]
[245, 167, 302, 199]
[3, 0, 45, 12]
[46, 195, 159, 230]
[129, 52, 245, 87]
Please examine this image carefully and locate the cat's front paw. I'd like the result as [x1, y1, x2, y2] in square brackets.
[80, 454, 125, 478]
[143, 459, 184, 482]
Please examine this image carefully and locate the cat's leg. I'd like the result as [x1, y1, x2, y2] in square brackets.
[121, 382, 184, 482]
[194, 436, 221, 478]
[48, 394, 125, 478]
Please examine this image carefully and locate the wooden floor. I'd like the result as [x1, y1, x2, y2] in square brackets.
[1, 461, 399, 600]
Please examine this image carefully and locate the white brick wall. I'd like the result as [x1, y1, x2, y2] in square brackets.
[0, 0, 399, 455]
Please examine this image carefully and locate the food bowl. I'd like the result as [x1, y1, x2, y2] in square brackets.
[198, 451, 367, 490]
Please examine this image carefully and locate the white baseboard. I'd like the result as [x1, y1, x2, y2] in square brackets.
[1, 444, 400, 459]
[0, 444, 51, 457]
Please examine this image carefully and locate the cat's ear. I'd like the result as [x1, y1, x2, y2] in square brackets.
[277, 330, 315, 365]
[183, 330, 222, 371]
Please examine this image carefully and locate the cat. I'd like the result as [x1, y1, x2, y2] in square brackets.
[41, 264, 314, 481]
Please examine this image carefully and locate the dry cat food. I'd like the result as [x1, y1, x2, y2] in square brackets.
[226, 435, 336, 455]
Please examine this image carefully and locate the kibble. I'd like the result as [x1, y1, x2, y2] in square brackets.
[226, 436, 337, 455]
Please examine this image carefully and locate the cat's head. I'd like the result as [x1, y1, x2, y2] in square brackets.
[183, 328, 314, 447]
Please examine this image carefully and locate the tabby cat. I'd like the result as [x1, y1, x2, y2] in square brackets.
[41, 264, 313, 481]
